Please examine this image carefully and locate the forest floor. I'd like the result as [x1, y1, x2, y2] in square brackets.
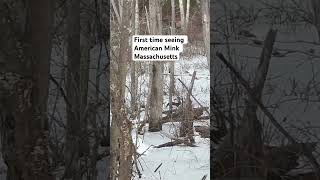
[129, 55, 210, 180]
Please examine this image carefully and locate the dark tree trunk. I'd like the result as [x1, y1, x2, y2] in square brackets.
[0, 0, 54, 179]
[65, 0, 81, 178]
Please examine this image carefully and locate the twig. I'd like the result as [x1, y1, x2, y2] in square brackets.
[154, 163, 162, 172]
[201, 174, 207, 180]
[49, 74, 71, 107]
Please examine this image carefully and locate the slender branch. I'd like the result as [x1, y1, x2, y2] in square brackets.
[49, 74, 71, 107]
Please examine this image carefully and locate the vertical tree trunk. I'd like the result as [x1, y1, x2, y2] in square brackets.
[186, 0, 190, 30]
[156, 0, 163, 32]
[110, 0, 133, 179]
[143, 5, 151, 124]
[178, 0, 186, 32]
[0, 0, 54, 180]
[99, 0, 111, 177]
[79, 0, 93, 163]
[88, 43, 102, 180]
[200, 0, 210, 65]
[79, 15, 91, 180]
[9, 0, 54, 179]
[168, 0, 176, 113]
[130, 0, 139, 118]
[79, 45, 90, 156]
[148, 0, 163, 132]
[65, 0, 81, 178]
[130, 63, 137, 116]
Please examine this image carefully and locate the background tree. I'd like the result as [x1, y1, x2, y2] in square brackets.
[200, 0, 210, 65]
[148, 0, 164, 132]
[64, 0, 81, 178]
[130, 0, 140, 118]
[168, 0, 176, 112]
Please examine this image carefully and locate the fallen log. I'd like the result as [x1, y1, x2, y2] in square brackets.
[154, 139, 184, 148]
[154, 138, 198, 148]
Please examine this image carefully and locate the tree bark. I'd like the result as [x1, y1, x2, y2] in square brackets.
[200, 0, 210, 65]
[130, 0, 139, 118]
[148, 0, 163, 132]
[168, 0, 176, 113]
[65, 0, 81, 178]
[110, 0, 133, 179]
[0, 0, 54, 179]
[79, 0, 94, 162]
[186, 0, 190, 30]
[178, 0, 186, 32]
[25, 2, 53, 179]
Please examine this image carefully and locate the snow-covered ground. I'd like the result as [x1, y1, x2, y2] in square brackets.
[132, 124, 210, 180]
[128, 55, 210, 180]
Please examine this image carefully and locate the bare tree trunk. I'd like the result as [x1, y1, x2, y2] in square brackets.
[79, 26, 91, 160]
[130, 0, 139, 118]
[156, 0, 163, 32]
[0, 0, 54, 179]
[186, 0, 190, 30]
[0, 0, 52, 180]
[178, 0, 186, 32]
[79, 2, 94, 176]
[18, 1, 54, 179]
[148, 0, 163, 132]
[143, 4, 151, 124]
[0, 2, 23, 179]
[200, 0, 210, 65]
[134, 0, 139, 35]
[65, 0, 81, 178]
[130, 63, 137, 116]
[148, 63, 163, 132]
[99, 0, 111, 177]
[168, 0, 176, 113]
[110, 0, 133, 179]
